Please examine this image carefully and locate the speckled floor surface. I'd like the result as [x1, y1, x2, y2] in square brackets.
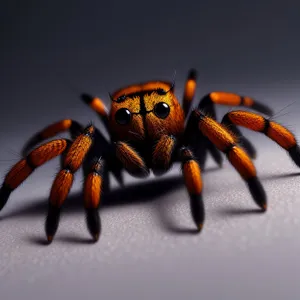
[1, 120, 300, 300]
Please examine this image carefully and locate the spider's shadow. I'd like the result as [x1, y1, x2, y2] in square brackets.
[3, 167, 298, 245]
[2, 175, 184, 218]
[1, 167, 221, 243]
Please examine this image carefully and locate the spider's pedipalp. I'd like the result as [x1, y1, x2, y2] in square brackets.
[180, 147, 204, 231]
[84, 157, 104, 241]
[152, 134, 176, 175]
[222, 111, 300, 167]
[22, 119, 84, 156]
[188, 110, 267, 210]
[115, 141, 150, 177]
[45, 125, 95, 243]
[0, 139, 69, 211]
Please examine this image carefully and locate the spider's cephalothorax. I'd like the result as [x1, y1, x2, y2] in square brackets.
[108, 81, 185, 171]
[109, 82, 184, 141]
[1, 69, 300, 244]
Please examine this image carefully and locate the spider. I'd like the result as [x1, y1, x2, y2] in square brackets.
[1, 69, 299, 244]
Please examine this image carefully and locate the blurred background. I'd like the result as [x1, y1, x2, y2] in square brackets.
[2, 0, 300, 135]
[1, 1, 300, 300]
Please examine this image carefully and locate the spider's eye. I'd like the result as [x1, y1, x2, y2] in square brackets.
[154, 102, 170, 119]
[115, 108, 131, 125]
[156, 88, 167, 95]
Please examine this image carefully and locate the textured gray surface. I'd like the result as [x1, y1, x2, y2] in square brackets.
[1, 95, 300, 300]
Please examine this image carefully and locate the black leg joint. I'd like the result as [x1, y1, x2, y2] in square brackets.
[288, 144, 300, 168]
[262, 118, 270, 135]
[180, 146, 195, 163]
[223, 143, 235, 156]
[45, 203, 61, 237]
[240, 96, 245, 106]
[190, 194, 205, 228]
[0, 184, 13, 211]
[26, 156, 37, 170]
[188, 69, 197, 80]
[85, 207, 101, 239]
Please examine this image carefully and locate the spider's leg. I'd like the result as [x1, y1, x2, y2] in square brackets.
[0, 139, 70, 211]
[182, 69, 197, 117]
[188, 109, 267, 210]
[198, 92, 273, 116]
[185, 112, 217, 169]
[180, 147, 204, 231]
[81, 94, 109, 131]
[22, 119, 84, 156]
[221, 114, 256, 158]
[114, 141, 150, 178]
[83, 157, 105, 241]
[222, 111, 300, 167]
[182, 69, 223, 169]
[83, 127, 124, 194]
[152, 134, 177, 175]
[45, 125, 94, 243]
[197, 91, 274, 162]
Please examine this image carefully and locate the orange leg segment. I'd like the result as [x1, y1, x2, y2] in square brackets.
[83, 158, 104, 241]
[45, 125, 94, 243]
[199, 92, 273, 116]
[0, 139, 69, 211]
[190, 110, 267, 210]
[180, 147, 204, 231]
[222, 111, 300, 167]
[183, 69, 197, 117]
[81, 94, 109, 129]
[22, 119, 83, 156]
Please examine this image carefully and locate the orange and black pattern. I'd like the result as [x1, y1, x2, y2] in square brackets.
[83, 158, 104, 241]
[0, 139, 69, 211]
[183, 69, 197, 117]
[22, 119, 83, 156]
[199, 92, 273, 116]
[45, 125, 94, 243]
[81, 94, 109, 129]
[1, 68, 299, 243]
[180, 147, 204, 231]
[191, 110, 267, 210]
[222, 111, 300, 167]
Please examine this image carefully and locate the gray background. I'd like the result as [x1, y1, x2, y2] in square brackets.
[1, 1, 300, 299]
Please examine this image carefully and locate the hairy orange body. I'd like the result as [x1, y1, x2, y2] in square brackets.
[1, 69, 300, 244]
[108, 81, 185, 142]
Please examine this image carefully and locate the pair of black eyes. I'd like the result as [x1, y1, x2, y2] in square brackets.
[115, 102, 170, 125]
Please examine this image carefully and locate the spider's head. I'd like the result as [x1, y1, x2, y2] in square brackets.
[108, 81, 185, 142]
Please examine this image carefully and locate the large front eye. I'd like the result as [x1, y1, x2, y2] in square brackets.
[115, 108, 131, 125]
[154, 102, 170, 119]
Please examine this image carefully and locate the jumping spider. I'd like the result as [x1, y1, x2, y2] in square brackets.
[1, 69, 299, 243]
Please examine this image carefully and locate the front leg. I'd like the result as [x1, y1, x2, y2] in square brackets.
[114, 141, 150, 177]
